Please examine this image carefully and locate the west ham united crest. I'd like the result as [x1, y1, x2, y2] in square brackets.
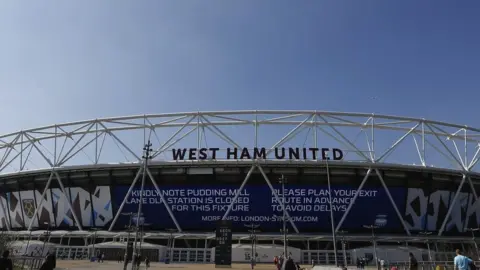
[22, 199, 35, 219]
[374, 214, 388, 228]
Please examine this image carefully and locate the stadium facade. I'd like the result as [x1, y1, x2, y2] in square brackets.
[1, 111, 480, 262]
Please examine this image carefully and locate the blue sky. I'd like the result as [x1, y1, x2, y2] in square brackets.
[0, 0, 479, 132]
[0, 1, 479, 170]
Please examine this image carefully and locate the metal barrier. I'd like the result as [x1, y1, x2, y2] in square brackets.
[378, 260, 480, 270]
[11, 256, 45, 270]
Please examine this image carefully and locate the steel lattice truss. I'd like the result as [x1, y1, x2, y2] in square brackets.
[1, 111, 480, 238]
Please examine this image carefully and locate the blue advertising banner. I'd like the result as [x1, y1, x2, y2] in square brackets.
[113, 185, 406, 230]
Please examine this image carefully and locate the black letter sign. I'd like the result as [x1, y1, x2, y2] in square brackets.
[332, 148, 343, 160]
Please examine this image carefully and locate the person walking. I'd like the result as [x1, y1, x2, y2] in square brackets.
[145, 257, 150, 269]
[454, 249, 473, 270]
[409, 253, 418, 270]
[278, 255, 284, 270]
[0, 250, 13, 270]
[380, 259, 386, 270]
[284, 257, 296, 270]
[136, 254, 141, 269]
[39, 253, 56, 270]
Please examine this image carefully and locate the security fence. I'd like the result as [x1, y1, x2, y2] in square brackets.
[11, 256, 44, 270]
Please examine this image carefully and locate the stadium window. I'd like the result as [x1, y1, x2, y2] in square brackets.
[272, 168, 298, 175]
[332, 175, 356, 185]
[215, 172, 245, 184]
[361, 172, 382, 188]
[269, 171, 299, 184]
[431, 173, 452, 190]
[67, 172, 86, 187]
[3, 177, 19, 191]
[186, 173, 215, 184]
[90, 170, 111, 186]
[329, 168, 356, 176]
[405, 171, 430, 188]
[160, 168, 185, 174]
[62, 172, 79, 188]
[471, 175, 480, 184]
[248, 172, 268, 185]
[47, 174, 64, 190]
[70, 177, 89, 189]
[18, 177, 35, 192]
[33, 176, 50, 197]
[444, 174, 465, 196]
[383, 170, 408, 187]
[301, 168, 356, 185]
[215, 167, 241, 174]
[187, 167, 213, 175]
[47, 173, 71, 192]
[300, 172, 328, 185]
[454, 175, 471, 195]
[112, 169, 136, 185]
[328, 167, 356, 185]
[451, 174, 465, 185]
[350, 168, 373, 186]
[473, 176, 480, 195]
[160, 173, 187, 184]
[33, 173, 51, 185]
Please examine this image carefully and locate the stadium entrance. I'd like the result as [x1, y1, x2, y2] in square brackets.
[8, 230, 478, 265]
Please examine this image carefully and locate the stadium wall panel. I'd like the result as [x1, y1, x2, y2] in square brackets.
[0, 186, 112, 229]
[0, 166, 478, 235]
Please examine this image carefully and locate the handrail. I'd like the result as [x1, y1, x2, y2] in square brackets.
[11, 255, 44, 270]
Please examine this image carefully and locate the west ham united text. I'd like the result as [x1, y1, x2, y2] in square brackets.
[172, 147, 344, 161]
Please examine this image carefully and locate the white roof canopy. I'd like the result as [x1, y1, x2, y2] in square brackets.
[6, 230, 475, 243]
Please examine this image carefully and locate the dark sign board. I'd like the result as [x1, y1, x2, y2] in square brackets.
[115, 185, 406, 231]
[215, 220, 232, 268]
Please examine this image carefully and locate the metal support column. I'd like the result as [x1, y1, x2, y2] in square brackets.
[258, 166, 299, 233]
[336, 169, 372, 232]
[222, 165, 255, 220]
[166, 229, 176, 263]
[27, 172, 54, 230]
[130, 141, 152, 270]
[91, 228, 100, 258]
[468, 228, 480, 260]
[338, 230, 348, 267]
[364, 225, 378, 268]
[122, 212, 134, 270]
[279, 175, 288, 259]
[326, 157, 338, 266]
[420, 231, 433, 270]
[109, 169, 143, 231]
[244, 223, 260, 269]
[438, 175, 466, 236]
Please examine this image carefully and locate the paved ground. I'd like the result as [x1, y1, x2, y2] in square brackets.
[54, 261, 313, 270]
